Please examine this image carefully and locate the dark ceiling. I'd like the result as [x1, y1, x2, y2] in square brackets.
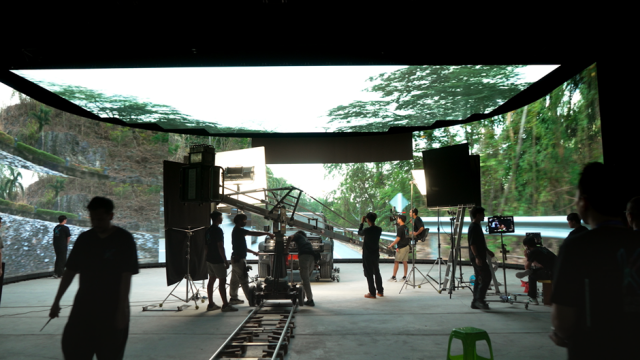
[0, 2, 620, 140]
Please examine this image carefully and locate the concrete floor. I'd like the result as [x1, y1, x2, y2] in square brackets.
[0, 263, 566, 360]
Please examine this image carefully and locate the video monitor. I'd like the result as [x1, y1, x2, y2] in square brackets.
[487, 216, 515, 234]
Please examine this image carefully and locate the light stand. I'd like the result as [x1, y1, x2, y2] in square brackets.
[499, 233, 508, 294]
[483, 231, 530, 308]
[426, 209, 445, 289]
[152, 226, 206, 311]
[400, 181, 436, 293]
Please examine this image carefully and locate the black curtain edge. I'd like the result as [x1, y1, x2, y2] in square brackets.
[0, 61, 595, 138]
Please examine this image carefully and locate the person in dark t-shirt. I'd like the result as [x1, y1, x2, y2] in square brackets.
[359, 212, 383, 298]
[409, 208, 426, 241]
[515, 235, 556, 305]
[204, 211, 236, 312]
[468, 206, 495, 310]
[566, 213, 588, 240]
[550, 162, 640, 359]
[387, 215, 409, 281]
[229, 213, 274, 306]
[52, 215, 71, 278]
[49, 197, 139, 360]
[285, 231, 317, 306]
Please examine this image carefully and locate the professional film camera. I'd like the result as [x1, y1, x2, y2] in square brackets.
[388, 207, 404, 223]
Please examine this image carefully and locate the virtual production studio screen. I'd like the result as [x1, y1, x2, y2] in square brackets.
[0, 63, 602, 278]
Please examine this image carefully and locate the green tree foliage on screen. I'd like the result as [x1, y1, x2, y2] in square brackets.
[27, 81, 264, 135]
[29, 104, 53, 134]
[327, 65, 528, 132]
[47, 177, 67, 210]
[324, 64, 602, 228]
[0, 165, 25, 201]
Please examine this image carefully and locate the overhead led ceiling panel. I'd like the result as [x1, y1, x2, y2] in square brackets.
[11, 65, 558, 135]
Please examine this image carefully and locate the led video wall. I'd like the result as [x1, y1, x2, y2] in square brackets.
[0, 63, 601, 278]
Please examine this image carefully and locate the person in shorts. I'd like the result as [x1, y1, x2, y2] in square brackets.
[387, 215, 409, 281]
[205, 211, 237, 312]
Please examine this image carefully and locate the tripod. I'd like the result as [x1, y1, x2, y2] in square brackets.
[400, 237, 436, 293]
[159, 226, 206, 311]
[426, 209, 446, 289]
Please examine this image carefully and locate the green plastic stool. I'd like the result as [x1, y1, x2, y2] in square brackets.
[446, 327, 494, 360]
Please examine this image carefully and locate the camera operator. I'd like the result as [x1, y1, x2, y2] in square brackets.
[387, 215, 409, 282]
[409, 208, 425, 241]
[285, 231, 316, 306]
[359, 212, 383, 298]
[468, 206, 495, 310]
[515, 235, 557, 305]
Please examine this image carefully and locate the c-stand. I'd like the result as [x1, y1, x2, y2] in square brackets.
[484, 232, 530, 309]
[143, 226, 206, 311]
[426, 209, 446, 288]
[400, 181, 435, 293]
[400, 236, 436, 293]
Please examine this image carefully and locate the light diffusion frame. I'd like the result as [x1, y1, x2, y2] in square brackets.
[215, 146, 268, 207]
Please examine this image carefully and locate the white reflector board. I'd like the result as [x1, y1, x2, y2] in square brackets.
[215, 147, 267, 206]
[411, 170, 427, 196]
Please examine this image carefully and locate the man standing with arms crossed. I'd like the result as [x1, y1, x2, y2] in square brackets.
[204, 211, 237, 312]
[52, 215, 71, 279]
[360, 212, 383, 298]
[229, 214, 274, 306]
[468, 206, 495, 310]
[387, 215, 410, 282]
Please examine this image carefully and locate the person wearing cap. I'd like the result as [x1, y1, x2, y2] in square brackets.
[516, 234, 557, 305]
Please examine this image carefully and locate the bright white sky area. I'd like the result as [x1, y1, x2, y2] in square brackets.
[1, 65, 559, 197]
[12, 65, 558, 132]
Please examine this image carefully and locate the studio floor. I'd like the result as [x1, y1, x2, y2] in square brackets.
[0, 263, 566, 360]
